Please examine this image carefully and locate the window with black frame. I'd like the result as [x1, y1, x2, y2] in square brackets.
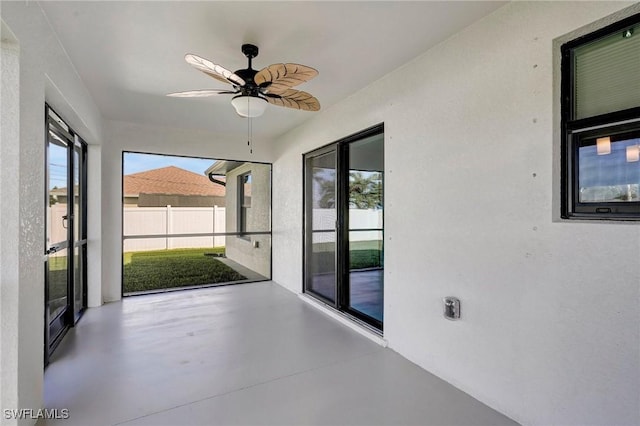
[561, 13, 640, 219]
[239, 172, 251, 235]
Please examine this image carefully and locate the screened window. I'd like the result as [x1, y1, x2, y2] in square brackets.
[239, 172, 251, 234]
[562, 13, 640, 219]
[121, 155, 272, 295]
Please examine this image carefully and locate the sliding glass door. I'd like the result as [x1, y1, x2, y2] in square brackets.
[45, 105, 87, 363]
[304, 125, 384, 330]
[305, 147, 338, 303]
[345, 135, 384, 326]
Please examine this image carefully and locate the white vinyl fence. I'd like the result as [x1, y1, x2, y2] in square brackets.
[48, 205, 380, 252]
[312, 209, 383, 243]
[123, 206, 226, 252]
[47, 204, 69, 245]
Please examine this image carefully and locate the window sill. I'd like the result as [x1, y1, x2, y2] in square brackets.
[558, 215, 640, 224]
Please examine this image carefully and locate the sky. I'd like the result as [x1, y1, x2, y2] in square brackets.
[48, 149, 218, 189]
[48, 142, 69, 189]
[123, 152, 217, 176]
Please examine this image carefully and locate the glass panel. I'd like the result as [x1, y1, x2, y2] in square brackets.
[308, 232, 336, 302]
[73, 245, 84, 315]
[306, 150, 337, 303]
[48, 135, 68, 247]
[349, 231, 383, 322]
[347, 133, 384, 323]
[578, 130, 640, 203]
[48, 248, 68, 320]
[122, 153, 272, 295]
[574, 22, 640, 119]
[73, 147, 80, 243]
[310, 152, 337, 215]
[73, 143, 86, 318]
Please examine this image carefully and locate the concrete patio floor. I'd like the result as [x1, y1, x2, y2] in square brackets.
[40, 282, 518, 426]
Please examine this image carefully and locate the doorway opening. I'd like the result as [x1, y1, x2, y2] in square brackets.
[121, 152, 272, 295]
[304, 124, 384, 330]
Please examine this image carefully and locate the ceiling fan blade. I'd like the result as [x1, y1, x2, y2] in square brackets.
[185, 54, 246, 86]
[255, 63, 318, 94]
[167, 89, 237, 97]
[264, 89, 320, 111]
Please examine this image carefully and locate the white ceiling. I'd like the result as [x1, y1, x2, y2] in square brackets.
[40, 1, 506, 142]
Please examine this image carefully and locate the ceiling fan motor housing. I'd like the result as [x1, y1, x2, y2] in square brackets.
[234, 68, 260, 96]
[241, 44, 259, 59]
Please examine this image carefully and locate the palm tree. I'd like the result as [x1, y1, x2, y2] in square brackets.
[313, 169, 336, 208]
[349, 172, 382, 209]
[313, 170, 383, 209]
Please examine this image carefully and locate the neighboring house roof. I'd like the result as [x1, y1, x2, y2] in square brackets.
[50, 186, 77, 197]
[124, 166, 225, 197]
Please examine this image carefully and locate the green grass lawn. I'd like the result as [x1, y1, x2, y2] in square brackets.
[123, 247, 246, 293]
[312, 240, 383, 273]
[350, 249, 383, 269]
[47, 255, 69, 311]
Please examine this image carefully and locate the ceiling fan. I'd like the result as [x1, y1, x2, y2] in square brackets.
[168, 44, 320, 118]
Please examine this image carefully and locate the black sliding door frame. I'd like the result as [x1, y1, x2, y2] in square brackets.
[303, 123, 384, 331]
[44, 104, 88, 366]
[73, 134, 88, 322]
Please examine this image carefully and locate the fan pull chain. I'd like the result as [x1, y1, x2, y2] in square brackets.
[247, 117, 253, 155]
[246, 97, 253, 155]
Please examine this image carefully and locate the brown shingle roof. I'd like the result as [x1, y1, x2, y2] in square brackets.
[123, 166, 225, 197]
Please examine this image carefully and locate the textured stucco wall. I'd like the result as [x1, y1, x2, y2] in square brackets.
[271, 2, 640, 425]
[1, 1, 104, 423]
[224, 163, 272, 278]
[1, 21, 21, 423]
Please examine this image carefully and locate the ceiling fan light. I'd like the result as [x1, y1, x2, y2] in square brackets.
[626, 145, 640, 162]
[596, 136, 611, 155]
[231, 95, 267, 118]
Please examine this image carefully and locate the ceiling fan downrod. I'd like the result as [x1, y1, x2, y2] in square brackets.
[241, 44, 259, 70]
